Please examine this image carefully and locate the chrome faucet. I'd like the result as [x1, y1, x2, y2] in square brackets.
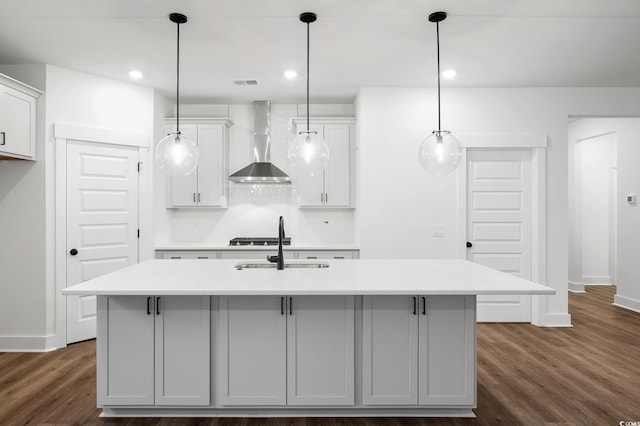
[267, 216, 285, 270]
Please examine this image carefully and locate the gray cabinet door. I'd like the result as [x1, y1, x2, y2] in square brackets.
[418, 295, 476, 406]
[362, 296, 418, 405]
[154, 296, 210, 406]
[97, 296, 154, 406]
[217, 296, 287, 405]
[287, 296, 355, 405]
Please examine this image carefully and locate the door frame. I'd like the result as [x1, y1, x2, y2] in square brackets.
[53, 123, 150, 349]
[456, 134, 547, 326]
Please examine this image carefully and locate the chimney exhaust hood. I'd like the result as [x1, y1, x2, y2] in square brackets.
[229, 101, 291, 184]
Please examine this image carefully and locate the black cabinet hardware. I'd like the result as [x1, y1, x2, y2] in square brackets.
[281, 296, 284, 315]
[147, 297, 151, 315]
[69, 248, 78, 256]
[466, 242, 473, 248]
[289, 297, 293, 315]
[422, 297, 426, 315]
[0, 131, 5, 145]
[413, 297, 417, 315]
[156, 297, 160, 315]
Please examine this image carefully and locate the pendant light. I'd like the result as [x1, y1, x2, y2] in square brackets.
[418, 11, 462, 175]
[155, 13, 200, 176]
[287, 12, 330, 176]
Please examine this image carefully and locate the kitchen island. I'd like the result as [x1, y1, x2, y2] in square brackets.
[63, 259, 554, 418]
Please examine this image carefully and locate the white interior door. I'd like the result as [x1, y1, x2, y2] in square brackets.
[467, 149, 532, 322]
[66, 141, 139, 343]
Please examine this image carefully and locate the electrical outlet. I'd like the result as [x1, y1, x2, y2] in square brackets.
[433, 225, 444, 237]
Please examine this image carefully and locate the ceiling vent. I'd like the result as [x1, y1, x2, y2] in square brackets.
[234, 79, 258, 86]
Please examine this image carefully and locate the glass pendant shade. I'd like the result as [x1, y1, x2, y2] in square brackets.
[418, 130, 462, 175]
[155, 132, 200, 176]
[288, 131, 329, 176]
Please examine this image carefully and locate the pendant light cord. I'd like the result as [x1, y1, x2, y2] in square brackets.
[306, 20, 310, 133]
[436, 21, 441, 132]
[176, 20, 181, 134]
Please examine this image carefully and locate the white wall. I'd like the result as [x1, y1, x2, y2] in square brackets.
[356, 87, 640, 326]
[568, 118, 640, 311]
[572, 130, 616, 284]
[154, 103, 356, 246]
[0, 65, 47, 349]
[0, 64, 155, 350]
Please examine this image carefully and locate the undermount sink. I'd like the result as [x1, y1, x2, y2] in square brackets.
[234, 262, 330, 270]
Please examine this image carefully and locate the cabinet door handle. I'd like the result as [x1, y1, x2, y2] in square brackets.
[413, 297, 417, 315]
[193, 193, 196, 203]
[156, 297, 160, 315]
[0, 131, 5, 146]
[289, 297, 293, 315]
[422, 297, 426, 315]
[320, 193, 324, 203]
[281, 296, 284, 315]
[198, 193, 201, 202]
[147, 297, 151, 315]
[307, 256, 317, 259]
[334, 256, 344, 259]
[325, 193, 328, 203]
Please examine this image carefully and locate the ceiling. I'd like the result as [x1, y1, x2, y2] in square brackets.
[1, 0, 639, 103]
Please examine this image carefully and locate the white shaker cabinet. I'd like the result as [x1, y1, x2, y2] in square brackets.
[287, 295, 355, 405]
[362, 295, 475, 406]
[165, 118, 232, 208]
[217, 295, 355, 406]
[97, 295, 210, 406]
[0, 74, 41, 160]
[217, 296, 287, 405]
[292, 118, 355, 208]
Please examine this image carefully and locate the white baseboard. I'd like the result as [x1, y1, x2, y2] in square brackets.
[0, 335, 59, 352]
[532, 312, 572, 327]
[613, 295, 640, 314]
[582, 275, 612, 285]
[568, 281, 586, 293]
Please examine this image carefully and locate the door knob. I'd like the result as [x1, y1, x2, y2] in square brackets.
[466, 242, 473, 248]
[69, 248, 78, 256]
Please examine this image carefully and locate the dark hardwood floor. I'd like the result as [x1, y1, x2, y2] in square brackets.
[1, 286, 639, 425]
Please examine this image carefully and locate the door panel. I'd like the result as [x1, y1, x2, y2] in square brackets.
[67, 141, 139, 343]
[97, 296, 154, 406]
[295, 124, 325, 206]
[167, 124, 198, 206]
[324, 124, 351, 207]
[362, 296, 418, 405]
[418, 296, 475, 406]
[467, 149, 532, 322]
[155, 296, 210, 406]
[217, 296, 287, 406]
[197, 124, 224, 206]
[287, 296, 354, 406]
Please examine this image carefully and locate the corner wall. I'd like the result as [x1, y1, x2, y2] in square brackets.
[356, 87, 640, 326]
[568, 118, 640, 311]
[0, 64, 155, 351]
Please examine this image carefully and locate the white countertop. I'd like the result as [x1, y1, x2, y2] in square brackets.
[155, 243, 359, 251]
[62, 259, 555, 296]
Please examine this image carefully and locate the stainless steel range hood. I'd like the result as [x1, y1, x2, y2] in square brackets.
[229, 101, 291, 184]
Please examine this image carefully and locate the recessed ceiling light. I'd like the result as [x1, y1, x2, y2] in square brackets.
[128, 70, 143, 79]
[442, 69, 456, 79]
[284, 70, 298, 79]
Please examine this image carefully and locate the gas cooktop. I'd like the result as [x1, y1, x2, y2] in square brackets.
[229, 237, 291, 246]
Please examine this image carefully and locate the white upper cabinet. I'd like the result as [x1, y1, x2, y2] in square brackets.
[165, 118, 232, 208]
[292, 117, 355, 208]
[0, 74, 41, 161]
